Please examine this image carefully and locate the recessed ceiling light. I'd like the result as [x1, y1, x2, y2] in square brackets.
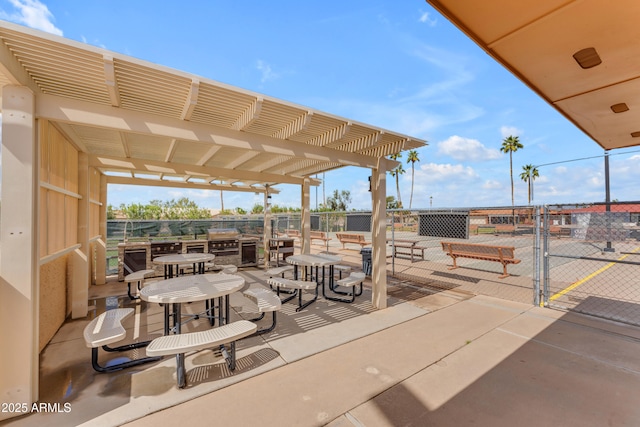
[573, 47, 602, 69]
[631, 131, 640, 138]
[611, 103, 629, 113]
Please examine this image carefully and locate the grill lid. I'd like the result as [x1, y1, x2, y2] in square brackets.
[207, 228, 240, 240]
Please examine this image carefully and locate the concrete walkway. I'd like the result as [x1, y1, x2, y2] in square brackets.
[123, 293, 640, 427]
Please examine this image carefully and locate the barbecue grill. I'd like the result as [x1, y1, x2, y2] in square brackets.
[207, 228, 257, 266]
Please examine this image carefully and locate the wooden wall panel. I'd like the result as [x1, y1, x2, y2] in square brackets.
[90, 204, 99, 237]
[65, 196, 78, 248]
[48, 130, 65, 188]
[39, 190, 48, 257]
[47, 190, 65, 254]
[65, 140, 78, 193]
[39, 121, 49, 183]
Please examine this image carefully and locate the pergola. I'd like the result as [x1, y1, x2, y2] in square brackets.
[0, 20, 425, 412]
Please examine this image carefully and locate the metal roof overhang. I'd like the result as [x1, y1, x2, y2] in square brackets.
[426, 0, 640, 151]
[0, 20, 426, 193]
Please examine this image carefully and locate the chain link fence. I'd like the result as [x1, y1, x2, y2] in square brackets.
[107, 202, 640, 326]
[542, 202, 640, 326]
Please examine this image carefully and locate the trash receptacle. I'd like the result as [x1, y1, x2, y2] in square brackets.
[360, 247, 372, 276]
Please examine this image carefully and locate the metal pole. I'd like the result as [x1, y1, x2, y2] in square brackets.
[604, 150, 613, 252]
[533, 206, 540, 306]
[543, 206, 550, 306]
[391, 210, 395, 275]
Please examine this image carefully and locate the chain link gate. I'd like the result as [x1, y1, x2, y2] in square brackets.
[542, 202, 640, 326]
[384, 207, 538, 305]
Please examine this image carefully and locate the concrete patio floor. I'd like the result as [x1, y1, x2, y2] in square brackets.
[3, 244, 640, 426]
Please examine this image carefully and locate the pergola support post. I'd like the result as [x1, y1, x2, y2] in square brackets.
[370, 161, 388, 309]
[301, 178, 311, 254]
[71, 152, 90, 318]
[263, 185, 272, 269]
[95, 174, 107, 285]
[0, 85, 39, 420]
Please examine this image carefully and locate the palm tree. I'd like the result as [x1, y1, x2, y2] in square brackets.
[500, 135, 524, 223]
[406, 150, 420, 209]
[520, 164, 539, 205]
[389, 152, 404, 208]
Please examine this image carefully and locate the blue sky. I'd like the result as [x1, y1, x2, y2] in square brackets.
[2, 0, 640, 211]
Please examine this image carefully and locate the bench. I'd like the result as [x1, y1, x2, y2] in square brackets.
[83, 308, 162, 373]
[336, 233, 370, 249]
[387, 239, 424, 262]
[494, 224, 516, 235]
[266, 265, 294, 278]
[266, 277, 318, 311]
[331, 272, 365, 303]
[146, 320, 257, 388]
[242, 287, 282, 335]
[310, 231, 332, 245]
[334, 264, 351, 279]
[441, 241, 521, 279]
[285, 229, 300, 239]
[124, 269, 155, 300]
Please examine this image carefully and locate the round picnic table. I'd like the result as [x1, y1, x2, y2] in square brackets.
[153, 253, 215, 279]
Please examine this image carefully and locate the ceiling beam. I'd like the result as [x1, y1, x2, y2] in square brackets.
[0, 33, 39, 91]
[331, 131, 381, 151]
[224, 151, 260, 169]
[196, 144, 222, 166]
[181, 78, 199, 120]
[36, 93, 383, 168]
[231, 96, 263, 131]
[272, 111, 313, 139]
[106, 175, 280, 193]
[119, 132, 131, 158]
[165, 138, 178, 162]
[103, 55, 120, 107]
[307, 122, 351, 146]
[89, 154, 309, 185]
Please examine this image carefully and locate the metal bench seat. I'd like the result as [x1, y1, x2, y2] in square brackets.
[146, 320, 257, 387]
[242, 287, 282, 335]
[83, 308, 161, 373]
[266, 277, 318, 311]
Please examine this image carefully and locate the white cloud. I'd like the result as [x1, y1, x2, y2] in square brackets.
[0, 0, 62, 36]
[437, 135, 502, 162]
[256, 59, 279, 83]
[418, 11, 437, 26]
[482, 179, 502, 190]
[500, 126, 522, 138]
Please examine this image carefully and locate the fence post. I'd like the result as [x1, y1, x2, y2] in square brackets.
[533, 206, 541, 306]
[391, 210, 395, 275]
[542, 205, 550, 306]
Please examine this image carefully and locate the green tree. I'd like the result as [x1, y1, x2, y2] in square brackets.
[389, 152, 405, 208]
[519, 164, 539, 205]
[500, 135, 524, 220]
[386, 196, 399, 209]
[326, 189, 351, 211]
[118, 197, 210, 220]
[406, 150, 420, 209]
[251, 203, 264, 214]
